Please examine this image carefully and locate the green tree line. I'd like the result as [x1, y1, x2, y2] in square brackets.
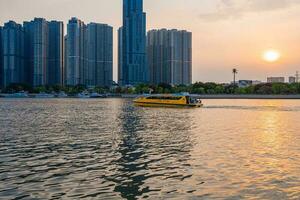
[2, 82, 300, 95]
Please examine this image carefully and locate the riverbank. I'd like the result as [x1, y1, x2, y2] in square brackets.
[2, 93, 300, 99]
[192, 94, 300, 99]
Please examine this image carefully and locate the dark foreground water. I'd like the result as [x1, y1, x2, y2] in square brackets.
[0, 98, 300, 200]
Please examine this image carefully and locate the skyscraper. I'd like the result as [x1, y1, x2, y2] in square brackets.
[48, 21, 64, 86]
[24, 18, 49, 87]
[24, 18, 64, 87]
[64, 35, 67, 86]
[118, 27, 123, 85]
[65, 17, 86, 86]
[2, 21, 25, 87]
[86, 23, 113, 87]
[147, 29, 192, 85]
[0, 26, 3, 88]
[120, 0, 148, 86]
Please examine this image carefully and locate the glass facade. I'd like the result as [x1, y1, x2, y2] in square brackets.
[147, 29, 192, 85]
[24, 18, 64, 87]
[65, 17, 86, 86]
[118, 27, 123, 85]
[0, 26, 2, 88]
[65, 18, 113, 87]
[24, 18, 48, 87]
[86, 23, 113, 87]
[2, 21, 25, 87]
[0, 17, 112, 89]
[48, 21, 64, 86]
[120, 0, 148, 86]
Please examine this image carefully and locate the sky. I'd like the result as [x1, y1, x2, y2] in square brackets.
[1, 0, 300, 83]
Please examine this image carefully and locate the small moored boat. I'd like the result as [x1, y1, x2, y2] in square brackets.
[57, 91, 68, 98]
[77, 91, 90, 98]
[6, 91, 29, 98]
[90, 92, 107, 98]
[133, 93, 203, 108]
[35, 92, 55, 98]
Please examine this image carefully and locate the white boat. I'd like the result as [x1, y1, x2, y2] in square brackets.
[35, 92, 55, 98]
[77, 91, 90, 98]
[7, 91, 29, 98]
[57, 91, 68, 98]
[90, 92, 107, 98]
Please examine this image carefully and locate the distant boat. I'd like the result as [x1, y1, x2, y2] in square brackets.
[35, 92, 55, 98]
[133, 93, 203, 108]
[57, 91, 68, 98]
[77, 91, 90, 98]
[90, 92, 107, 98]
[6, 91, 29, 98]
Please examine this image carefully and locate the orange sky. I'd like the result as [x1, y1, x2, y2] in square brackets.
[1, 0, 300, 83]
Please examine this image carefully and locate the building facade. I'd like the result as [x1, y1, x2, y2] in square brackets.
[147, 29, 192, 85]
[1, 17, 115, 88]
[65, 17, 86, 86]
[48, 21, 64, 86]
[238, 80, 253, 88]
[118, 27, 123, 85]
[64, 36, 67, 85]
[2, 21, 25, 87]
[24, 18, 64, 87]
[86, 23, 113, 87]
[267, 77, 285, 83]
[66, 17, 86, 86]
[120, 0, 148, 86]
[24, 18, 49, 87]
[0, 26, 3, 88]
[289, 76, 296, 84]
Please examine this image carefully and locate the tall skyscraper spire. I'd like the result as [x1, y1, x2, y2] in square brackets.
[119, 0, 148, 86]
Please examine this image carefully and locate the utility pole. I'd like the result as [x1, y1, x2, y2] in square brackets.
[296, 71, 299, 83]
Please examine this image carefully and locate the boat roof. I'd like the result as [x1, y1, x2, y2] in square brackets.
[142, 93, 190, 97]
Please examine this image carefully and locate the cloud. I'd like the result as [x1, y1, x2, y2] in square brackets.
[199, 0, 300, 21]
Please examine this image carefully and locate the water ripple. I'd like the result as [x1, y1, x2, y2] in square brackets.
[0, 99, 300, 199]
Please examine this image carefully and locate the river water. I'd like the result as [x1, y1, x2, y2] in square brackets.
[0, 98, 300, 200]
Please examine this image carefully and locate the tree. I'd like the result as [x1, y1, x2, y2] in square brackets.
[232, 68, 238, 87]
[257, 85, 273, 94]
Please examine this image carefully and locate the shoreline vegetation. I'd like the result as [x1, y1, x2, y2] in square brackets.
[1, 82, 300, 99]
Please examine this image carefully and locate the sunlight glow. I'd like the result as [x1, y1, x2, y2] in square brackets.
[263, 50, 281, 62]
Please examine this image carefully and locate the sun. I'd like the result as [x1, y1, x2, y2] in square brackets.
[263, 50, 281, 62]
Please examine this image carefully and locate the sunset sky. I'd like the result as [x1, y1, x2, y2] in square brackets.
[1, 0, 300, 83]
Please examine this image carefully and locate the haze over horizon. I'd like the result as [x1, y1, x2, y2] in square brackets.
[1, 0, 300, 83]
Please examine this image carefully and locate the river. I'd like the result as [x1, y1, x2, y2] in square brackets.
[0, 98, 300, 199]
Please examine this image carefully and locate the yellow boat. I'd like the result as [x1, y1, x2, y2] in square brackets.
[133, 93, 203, 108]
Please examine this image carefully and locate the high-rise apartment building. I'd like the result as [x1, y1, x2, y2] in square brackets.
[86, 23, 113, 87]
[63, 35, 67, 86]
[118, 27, 123, 85]
[24, 18, 49, 87]
[1, 17, 112, 88]
[48, 21, 64, 86]
[0, 26, 3, 88]
[147, 29, 192, 85]
[65, 18, 113, 87]
[2, 21, 25, 87]
[120, 0, 148, 86]
[65, 17, 86, 86]
[24, 18, 64, 87]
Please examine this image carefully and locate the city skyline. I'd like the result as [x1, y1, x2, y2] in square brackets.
[1, 0, 300, 83]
